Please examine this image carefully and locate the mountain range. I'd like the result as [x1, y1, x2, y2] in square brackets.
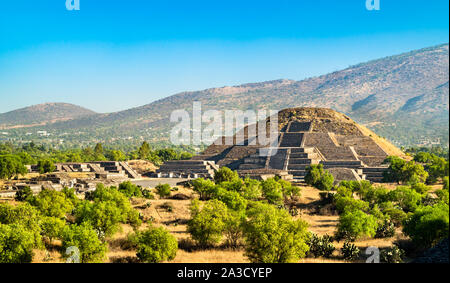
[1, 43, 448, 148]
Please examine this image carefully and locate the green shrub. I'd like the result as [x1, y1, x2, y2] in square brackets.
[243, 203, 309, 263]
[381, 205, 408, 227]
[217, 189, 247, 211]
[261, 178, 284, 204]
[341, 241, 360, 261]
[278, 179, 301, 201]
[191, 178, 217, 200]
[29, 189, 74, 218]
[410, 183, 431, 195]
[118, 181, 142, 198]
[375, 219, 396, 238]
[380, 245, 404, 263]
[187, 199, 228, 247]
[305, 164, 323, 185]
[40, 216, 66, 243]
[15, 186, 34, 202]
[62, 187, 79, 206]
[214, 167, 240, 184]
[223, 210, 245, 248]
[388, 186, 423, 212]
[0, 203, 42, 247]
[0, 223, 37, 263]
[383, 157, 429, 184]
[308, 233, 335, 258]
[37, 159, 55, 174]
[241, 178, 262, 200]
[336, 185, 353, 198]
[142, 189, 155, 199]
[403, 203, 449, 248]
[62, 222, 107, 263]
[335, 196, 370, 214]
[359, 186, 390, 205]
[155, 184, 172, 199]
[75, 200, 125, 237]
[443, 176, 449, 191]
[135, 226, 178, 263]
[435, 189, 449, 205]
[336, 210, 379, 241]
[305, 164, 334, 191]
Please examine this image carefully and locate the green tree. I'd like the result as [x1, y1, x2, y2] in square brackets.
[138, 142, 151, 160]
[410, 183, 431, 195]
[335, 196, 370, 214]
[223, 210, 245, 248]
[106, 150, 127, 161]
[401, 161, 428, 184]
[37, 159, 55, 174]
[261, 178, 283, 204]
[62, 222, 107, 263]
[94, 143, 104, 156]
[443, 176, 449, 191]
[0, 203, 43, 250]
[191, 178, 217, 200]
[403, 203, 449, 248]
[15, 186, 34, 202]
[214, 167, 240, 184]
[241, 178, 262, 200]
[278, 179, 301, 201]
[30, 189, 74, 218]
[75, 200, 125, 237]
[155, 183, 172, 199]
[217, 189, 248, 211]
[305, 164, 334, 191]
[135, 226, 178, 263]
[383, 156, 407, 183]
[40, 216, 66, 243]
[243, 203, 309, 263]
[336, 210, 379, 240]
[0, 223, 37, 263]
[187, 199, 228, 247]
[118, 181, 142, 198]
[388, 186, 423, 212]
[0, 155, 27, 179]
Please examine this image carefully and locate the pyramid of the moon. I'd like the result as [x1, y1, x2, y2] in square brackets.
[157, 108, 405, 183]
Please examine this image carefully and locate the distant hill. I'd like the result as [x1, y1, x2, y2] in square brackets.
[0, 103, 96, 129]
[2, 44, 449, 148]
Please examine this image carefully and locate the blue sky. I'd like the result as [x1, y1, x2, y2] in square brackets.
[0, 0, 448, 113]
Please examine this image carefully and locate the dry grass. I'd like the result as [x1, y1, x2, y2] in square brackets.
[128, 160, 157, 174]
[172, 249, 248, 263]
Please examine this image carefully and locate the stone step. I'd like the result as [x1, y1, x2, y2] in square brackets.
[364, 172, 384, 177]
[287, 164, 309, 170]
[157, 168, 214, 174]
[159, 164, 212, 170]
[289, 153, 309, 158]
[163, 160, 211, 165]
[244, 157, 266, 164]
[290, 147, 314, 154]
[288, 170, 307, 177]
[279, 133, 304, 147]
[363, 167, 388, 173]
[239, 164, 265, 170]
[366, 176, 384, 182]
[289, 158, 313, 164]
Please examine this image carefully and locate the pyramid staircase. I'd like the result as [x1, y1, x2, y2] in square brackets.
[156, 160, 217, 178]
[285, 147, 321, 182]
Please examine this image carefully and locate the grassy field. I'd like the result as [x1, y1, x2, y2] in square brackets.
[27, 182, 439, 263]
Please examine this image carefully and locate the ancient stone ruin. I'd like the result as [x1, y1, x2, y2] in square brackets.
[157, 108, 404, 183]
